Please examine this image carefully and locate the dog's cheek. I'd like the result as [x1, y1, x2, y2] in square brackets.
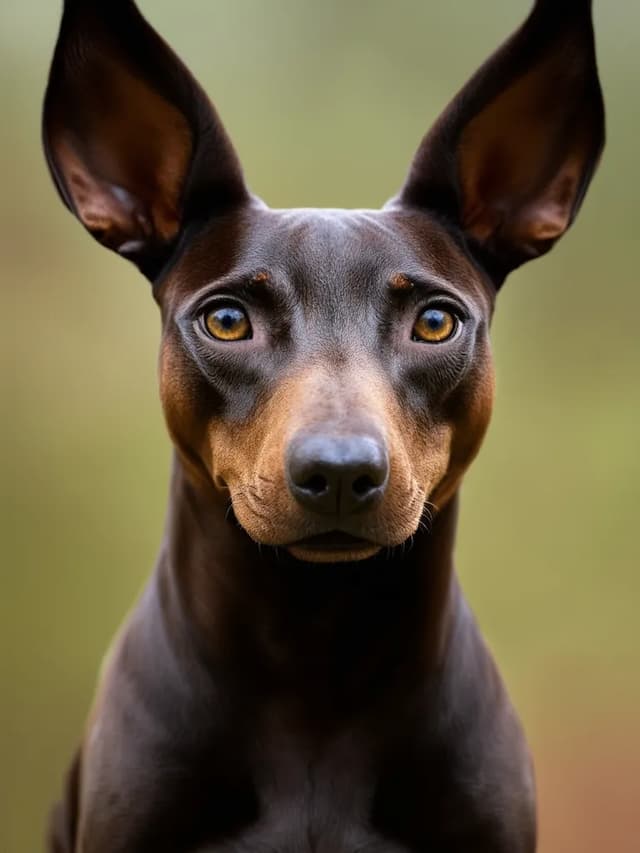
[159, 337, 220, 483]
[430, 359, 496, 509]
[374, 387, 451, 540]
[382, 340, 495, 523]
[205, 381, 304, 542]
[399, 423, 453, 522]
[211, 429, 291, 544]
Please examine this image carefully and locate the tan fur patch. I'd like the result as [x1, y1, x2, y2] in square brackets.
[389, 272, 413, 291]
[204, 363, 462, 551]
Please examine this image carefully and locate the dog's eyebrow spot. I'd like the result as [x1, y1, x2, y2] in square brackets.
[389, 273, 414, 292]
[251, 271, 271, 285]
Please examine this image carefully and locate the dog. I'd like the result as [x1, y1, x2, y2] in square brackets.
[43, 1, 605, 850]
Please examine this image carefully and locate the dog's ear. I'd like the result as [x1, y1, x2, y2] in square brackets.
[392, 0, 605, 285]
[43, 0, 249, 280]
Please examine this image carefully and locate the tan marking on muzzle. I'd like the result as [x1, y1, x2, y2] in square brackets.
[206, 363, 454, 555]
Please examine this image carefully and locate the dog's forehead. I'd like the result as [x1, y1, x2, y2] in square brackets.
[167, 205, 492, 307]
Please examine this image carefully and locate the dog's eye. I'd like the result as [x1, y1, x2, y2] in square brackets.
[203, 304, 252, 342]
[412, 308, 457, 343]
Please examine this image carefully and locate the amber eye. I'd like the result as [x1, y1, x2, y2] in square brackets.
[203, 304, 252, 342]
[412, 307, 457, 343]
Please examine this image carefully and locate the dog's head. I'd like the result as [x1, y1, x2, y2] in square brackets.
[43, 0, 604, 562]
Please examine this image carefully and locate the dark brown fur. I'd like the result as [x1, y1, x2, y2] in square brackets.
[43, 1, 604, 850]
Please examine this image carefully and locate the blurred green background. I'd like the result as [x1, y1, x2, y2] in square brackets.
[2, 1, 639, 850]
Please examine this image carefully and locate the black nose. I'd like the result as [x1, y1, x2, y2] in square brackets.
[286, 432, 389, 516]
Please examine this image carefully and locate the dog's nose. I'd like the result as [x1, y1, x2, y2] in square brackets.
[286, 432, 389, 516]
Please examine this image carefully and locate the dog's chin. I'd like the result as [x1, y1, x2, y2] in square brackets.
[285, 532, 382, 564]
[286, 543, 382, 563]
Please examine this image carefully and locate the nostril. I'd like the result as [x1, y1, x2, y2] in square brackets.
[301, 473, 329, 495]
[352, 474, 378, 497]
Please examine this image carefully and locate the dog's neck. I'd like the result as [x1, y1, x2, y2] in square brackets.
[155, 455, 462, 710]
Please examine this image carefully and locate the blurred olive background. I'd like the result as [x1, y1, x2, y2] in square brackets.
[2, 1, 639, 851]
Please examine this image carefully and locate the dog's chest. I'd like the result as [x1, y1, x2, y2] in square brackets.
[200, 790, 406, 853]
[198, 722, 410, 853]
[198, 786, 408, 853]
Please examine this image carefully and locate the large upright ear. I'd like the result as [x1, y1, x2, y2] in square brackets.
[392, 0, 605, 284]
[43, 0, 249, 280]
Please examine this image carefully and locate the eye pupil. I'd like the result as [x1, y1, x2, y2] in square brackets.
[426, 309, 444, 329]
[220, 310, 237, 328]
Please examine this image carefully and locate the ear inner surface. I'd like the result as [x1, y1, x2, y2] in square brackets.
[458, 37, 600, 260]
[48, 57, 193, 254]
[43, 0, 249, 279]
[392, 0, 605, 283]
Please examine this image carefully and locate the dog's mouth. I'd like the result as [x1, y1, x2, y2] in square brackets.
[286, 531, 382, 563]
[226, 500, 384, 562]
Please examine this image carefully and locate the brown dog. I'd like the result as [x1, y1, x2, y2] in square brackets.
[43, 1, 604, 851]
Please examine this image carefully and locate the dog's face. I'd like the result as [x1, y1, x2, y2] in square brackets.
[158, 205, 495, 560]
[43, 0, 604, 562]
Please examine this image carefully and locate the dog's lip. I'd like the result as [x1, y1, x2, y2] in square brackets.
[290, 530, 375, 551]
